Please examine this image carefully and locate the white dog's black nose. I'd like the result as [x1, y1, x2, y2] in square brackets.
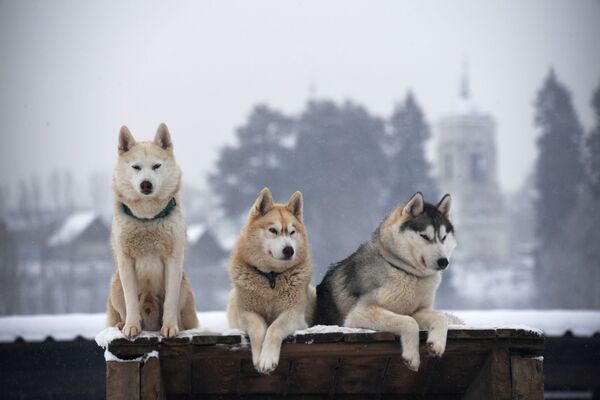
[282, 246, 294, 259]
[140, 180, 153, 195]
[437, 258, 449, 270]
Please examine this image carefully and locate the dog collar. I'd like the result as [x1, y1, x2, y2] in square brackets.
[121, 198, 177, 222]
[385, 259, 420, 278]
[252, 266, 280, 289]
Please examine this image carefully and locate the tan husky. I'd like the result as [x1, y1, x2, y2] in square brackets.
[227, 188, 315, 374]
[106, 124, 198, 338]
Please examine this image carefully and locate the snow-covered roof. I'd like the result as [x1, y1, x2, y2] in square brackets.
[1, 310, 599, 343]
[187, 224, 206, 245]
[48, 211, 98, 247]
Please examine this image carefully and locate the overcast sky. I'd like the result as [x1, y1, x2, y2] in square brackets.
[1, 0, 599, 197]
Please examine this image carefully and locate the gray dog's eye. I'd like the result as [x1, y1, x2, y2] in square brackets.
[152, 164, 162, 170]
[420, 234, 430, 241]
[132, 165, 141, 171]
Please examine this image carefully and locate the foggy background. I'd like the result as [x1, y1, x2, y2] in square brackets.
[1, 0, 599, 314]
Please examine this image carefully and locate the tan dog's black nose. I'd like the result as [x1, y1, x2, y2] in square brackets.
[282, 246, 294, 259]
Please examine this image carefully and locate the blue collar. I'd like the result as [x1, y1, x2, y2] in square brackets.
[121, 198, 177, 221]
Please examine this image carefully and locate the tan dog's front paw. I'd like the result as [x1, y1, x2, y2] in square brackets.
[426, 339, 446, 358]
[122, 322, 141, 338]
[160, 323, 179, 338]
[256, 349, 279, 374]
[402, 349, 420, 371]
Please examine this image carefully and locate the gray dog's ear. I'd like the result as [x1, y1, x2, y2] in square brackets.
[154, 123, 173, 150]
[437, 194, 452, 218]
[118, 126, 136, 154]
[402, 192, 424, 218]
[286, 191, 303, 222]
[251, 187, 274, 217]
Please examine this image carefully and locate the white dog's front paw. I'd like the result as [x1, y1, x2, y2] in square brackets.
[402, 348, 421, 371]
[426, 329, 447, 358]
[256, 348, 280, 374]
[122, 322, 141, 338]
[160, 322, 179, 338]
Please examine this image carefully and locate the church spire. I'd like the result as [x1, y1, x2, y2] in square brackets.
[460, 57, 470, 99]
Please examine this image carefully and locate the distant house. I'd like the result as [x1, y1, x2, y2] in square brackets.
[186, 224, 229, 268]
[46, 211, 111, 261]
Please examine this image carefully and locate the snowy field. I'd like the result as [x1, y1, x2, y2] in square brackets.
[1, 310, 599, 343]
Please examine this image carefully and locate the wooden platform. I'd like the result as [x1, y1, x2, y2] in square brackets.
[105, 328, 544, 399]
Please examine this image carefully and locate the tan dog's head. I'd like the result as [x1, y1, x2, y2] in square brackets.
[237, 188, 308, 272]
[113, 124, 181, 201]
[378, 192, 457, 276]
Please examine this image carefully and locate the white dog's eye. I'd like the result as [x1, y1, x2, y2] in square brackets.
[268, 227, 278, 234]
[152, 163, 162, 170]
[132, 165, 141, 171]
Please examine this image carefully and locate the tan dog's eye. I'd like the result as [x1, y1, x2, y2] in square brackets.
[152, 163, 162, 170]
[269, 228, 278, 234]
[132, 165, 141, 171]
[290, 230, 296, 236]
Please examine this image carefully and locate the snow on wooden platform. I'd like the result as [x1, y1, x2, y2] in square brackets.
[1, 309, 599, 343]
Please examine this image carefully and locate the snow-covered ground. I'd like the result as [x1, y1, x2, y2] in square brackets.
[1, 310, 599, 343]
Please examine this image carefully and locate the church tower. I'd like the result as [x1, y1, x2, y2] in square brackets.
[436, 64, 509, 261]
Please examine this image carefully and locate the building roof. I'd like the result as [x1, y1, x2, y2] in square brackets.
[47, 211, 99, 247]
[0, 310, 598, 343]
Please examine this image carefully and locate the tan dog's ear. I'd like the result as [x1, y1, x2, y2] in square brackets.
[154, 123, 173, 150]
[118, 126, 136, 154]
[251, 187, 273, 217]
[286, 191, 303, 222]
[437, 194, 451, 218]
[401, 192, 424, 218]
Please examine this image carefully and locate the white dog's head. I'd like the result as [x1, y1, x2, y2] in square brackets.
[113, 124, 181, 202]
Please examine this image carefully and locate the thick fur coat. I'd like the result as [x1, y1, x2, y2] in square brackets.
[227, 188, 315, 374]
[106, 124, 198, 338]
[315, 192, 459, 371]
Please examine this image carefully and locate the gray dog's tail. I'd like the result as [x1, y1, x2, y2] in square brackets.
[314, 276, 342, 326]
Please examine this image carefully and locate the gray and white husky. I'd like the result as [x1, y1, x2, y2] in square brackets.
[315, 192, 459, 371]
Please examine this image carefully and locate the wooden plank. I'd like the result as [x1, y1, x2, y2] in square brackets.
[334, 356, 388, 394]
[160, 356, 191, 394]
[140, 356, 162, 400]
[294, 332, 345, 343]
[237, 358, 291, 394]
[192, 357, 240, 394]
[286, 357, 339, 394]
[464, 349, 512, 400]
[106, 360, 140, 400]
[343, 331, 396, 343]
[192, 335, 218, 345]
[511, 356, 543, 400]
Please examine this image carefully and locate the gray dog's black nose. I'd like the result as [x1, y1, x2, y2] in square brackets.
[437, 258, 449, 269]
[140, 180, 153, 195]
[282, 246, 294, 259]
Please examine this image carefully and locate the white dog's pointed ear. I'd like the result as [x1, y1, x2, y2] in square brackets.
[154, 123, 173, 150]
[251, 187, 273, 217]
[287, 191, 303, 221]
[402, 192, 424, 218]
[437, 194, 452, 218]
[118, 126, 135, 154]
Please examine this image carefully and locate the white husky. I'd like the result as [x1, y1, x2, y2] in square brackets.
[106, 124, 198, 338]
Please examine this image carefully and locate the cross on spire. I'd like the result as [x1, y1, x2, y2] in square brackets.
[460, 57, 470, 100]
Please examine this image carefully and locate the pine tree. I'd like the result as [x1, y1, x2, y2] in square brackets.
[586, 81, 600, 197]
[385, 92, 437, 210]
[533, 69, 584, 248]
[294, 100, 387, 271]
[209, 105, 295, 217]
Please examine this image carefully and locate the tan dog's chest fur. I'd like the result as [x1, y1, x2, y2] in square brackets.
[230, 261, 312, 325]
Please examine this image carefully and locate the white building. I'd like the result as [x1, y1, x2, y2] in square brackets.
[436, 67, 509, 261]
